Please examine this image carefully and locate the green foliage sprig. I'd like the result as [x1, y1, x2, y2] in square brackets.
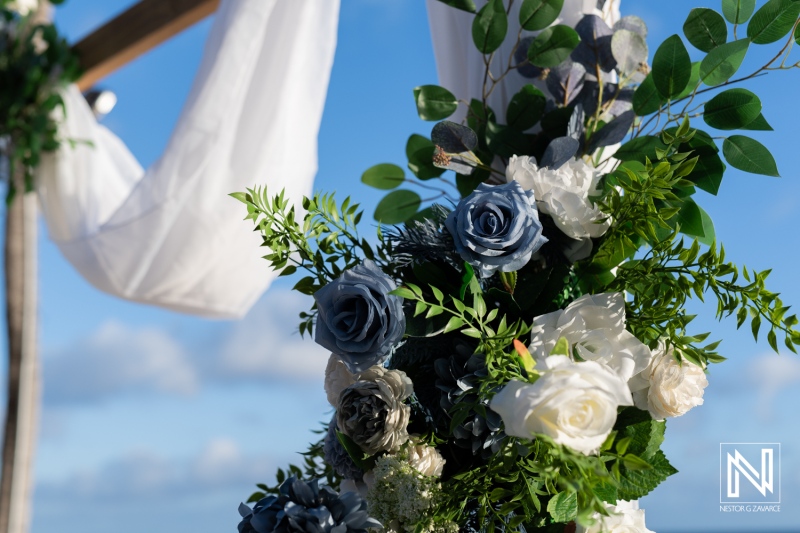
[0, 0, 79, 200]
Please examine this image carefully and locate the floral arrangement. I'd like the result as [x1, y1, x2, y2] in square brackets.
[0, 0, 79, 199]
[234, 0, 800, 531]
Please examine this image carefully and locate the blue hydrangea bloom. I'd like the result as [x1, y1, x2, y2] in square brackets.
[314, 261, 405, 373]
[444, 182, 547, 278]
[238, 477, 380, 533]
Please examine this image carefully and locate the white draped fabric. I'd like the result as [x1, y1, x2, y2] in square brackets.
[425, 0, 621, 123]
[37, 0, 340, 318]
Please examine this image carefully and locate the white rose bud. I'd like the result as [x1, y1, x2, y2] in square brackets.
[529, 293, 652, 385]
[633, 343, 708, 420]
[506, 156, 610, 247]
[324, 353, 356, 407]
[490, 356, 632, 455]
[406, 440, 446, 477]
[577, 500, 655, 533]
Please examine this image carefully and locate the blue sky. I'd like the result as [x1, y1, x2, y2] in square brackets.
[20, 1, 800, 532]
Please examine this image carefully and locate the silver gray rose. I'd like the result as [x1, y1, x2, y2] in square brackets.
[313, 260, 405, 373]
[444, 182, 547, 278]
[336, 367, 413, 456]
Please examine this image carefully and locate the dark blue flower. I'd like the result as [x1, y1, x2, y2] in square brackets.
[444, 182, 547, 278]
[314, 260, 405, 373]
[238, 477, 380, 533]
[323, 416, 364, 481]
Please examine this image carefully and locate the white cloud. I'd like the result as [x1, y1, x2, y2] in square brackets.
[43, 321, 198, 405]
[747, 352, 800, 419]
[215, 289, 329, 382]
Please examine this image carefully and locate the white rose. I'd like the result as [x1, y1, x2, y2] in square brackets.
[324, 353, 355, 407]
[406, 440, 446, 477]
[632, 343, 708, 420]
[506, 156, 611, 244]
[489, 356, 632, 455]
[7, 0, 37, 15]
[577, 500, 655, 533]
[529, 293, 652, 385]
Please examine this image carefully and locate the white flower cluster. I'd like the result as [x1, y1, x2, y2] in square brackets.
[490, 292, 708, 456]
[506, 156, 610, 260]
[365, 455, 442, 533]
[577, 500, 654, 533]
[6, 0, 38, 16]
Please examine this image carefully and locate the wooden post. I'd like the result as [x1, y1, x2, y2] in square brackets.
[0, 170, 39, 533]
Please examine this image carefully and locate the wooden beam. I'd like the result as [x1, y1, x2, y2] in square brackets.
[74, 0, 220, 91]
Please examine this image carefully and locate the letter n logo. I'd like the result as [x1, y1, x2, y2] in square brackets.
[720, 443, 781, 504]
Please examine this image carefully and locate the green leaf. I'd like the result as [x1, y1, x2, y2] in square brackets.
[673, 198, 706, 238]
[740, 113, 773, 131]
[336, 431, 376, 471]
[686, 143, 726, 195]
[472, 0, 508, 54]
[519, 0, 564, 31]
[406, 135, 445, 180]
[703, 88, 762, 130]
[506, 85, 547, 131]
[675, 61, 702, 101]
[652, 35, 692, 98]
[413, 85, 458, 121]
[444, 316, 466, 333]
[699, 38, 750, 86]
[796, 20, 800, 44]
[373, 190, 422, 224]
[546, 491, 577, 522]
[722, 0, 756, 24]
[614, 136, 667, 163]
[633, 75, 666, 116]
[527, 25, 581, 68]
[722, 135, 780, 176]
[617, 450, 678, 500]
[684, 8, 728, 52]
[747, 0, 800, 44]
[361, 163, 405, 190]
[433, 0, 477, 12]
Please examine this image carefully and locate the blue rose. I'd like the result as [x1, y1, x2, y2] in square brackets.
[444, 182, 547, 278]
[314, 260, 405, 373]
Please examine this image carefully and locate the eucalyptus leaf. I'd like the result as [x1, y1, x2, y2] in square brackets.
[540, 136, 580, 169]
[361, 163, 405, 190]
[567, 103, 586, 140]
[515, 37, 544, 78]
[472, 0, 508, 54]
[519, 0, 564, 31]
[528, 25, 581, 68]
[433, 146, 477, 175]
[683, 8, 728, 52]
[703, 88, 762, 130]
[699, 38, 750, 86]
[722, 135, 780, 176]
[374, 190, 422, 224]
[413, 85, 458, 121]
[613, 15, 648, 38]
[545, 61, 586, 107]
[747, 0, 800, 44]
[652, 34, 692, 98]
[722, 0, 756, 24]
[431, 121, 479, 153]
[611, 29, 648, 77]
[571, 15, 616, 71]
[506, 84, 547, 130]
[587, 110, 634, 153]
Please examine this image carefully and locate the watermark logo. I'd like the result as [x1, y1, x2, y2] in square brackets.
[720, 443, 781, 504]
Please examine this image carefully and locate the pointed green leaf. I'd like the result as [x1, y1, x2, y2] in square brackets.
[722, 0, 756, 24]
[652, 35, 692, 98]
[722, 135, 780, 176]
[506, 84, 547, 131]
[699, 38, 750, 86]
[747, 0, 800, 44]
[703, 88, 762, 130]
[684, 8, 728, 52]
[740, 113, 773, 131]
